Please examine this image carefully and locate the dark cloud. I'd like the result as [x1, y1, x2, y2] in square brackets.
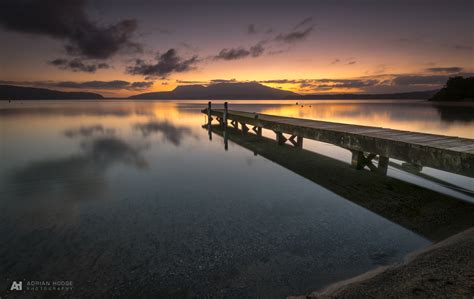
[260, 79, 299, 84]
[247, 24, 257, 34]
[347, 61, 357, 65]
[275, 26, 313, 43]
[9, 137, 147, 199]
[294, 16, 313, 29]
[260, 78, 380, 91]
[133, 121, 195, 146]
[130, 81, 154, 90]
[426, 67, 463, 73]
[453, 44, 473, 51]
[215, 48, 250, 60]
[126, 49, 198, 79]
[392, 75, 448, 86]
[331, 59, 341, 64]
[0, 0, 140, 59]
[261, 78, 378, 88]
[311, 79, 378, 90]
[176, 80, 207, 84]
[54, 80, 153, 90]
[214, 42, 265, 60]
[2, 80, 153, 91]
[49, 58, 110, 73]
[210, 79, 237, 84]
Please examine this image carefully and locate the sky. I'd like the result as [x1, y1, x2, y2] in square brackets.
[0, 0, 473, 97]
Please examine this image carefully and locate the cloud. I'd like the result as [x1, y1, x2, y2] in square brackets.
[275, 26, 313, 43]
[300, 79, 378, 90]
[331, 59, 341, 64]
[294, 16, 313, 29]
[210, 79, 237, 84]
[260, 78, 378, 88]
[392, 75, 449, 86]
[9, 136, 147, 200]
[259, 78, 380, 92]
[453, 44, 473, 51]
[133, 121, 195, 146]
[426, 67, 463, 73]
[126, 49, 198, 79]
[260, 79, 299, 84]
[2, 80, 153, 91]
[49, 58, 110, 73]
[176, 80, 207, 84]
[214, 42, 265, 60]
[54, 80, 153, 90]
[130, 81, 154, 90]
[347, 60, 357, 65]
[64, 125, 116, 138]
[215, 48, 250, 60]
[0, 0, 140, 59]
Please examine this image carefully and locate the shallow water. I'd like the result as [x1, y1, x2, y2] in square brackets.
[0, 99, 472, 297]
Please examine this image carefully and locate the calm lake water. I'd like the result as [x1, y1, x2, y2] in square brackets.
[0, 99, 473, 297]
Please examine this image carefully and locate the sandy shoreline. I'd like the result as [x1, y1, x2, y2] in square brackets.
[290, 227, 474, 298]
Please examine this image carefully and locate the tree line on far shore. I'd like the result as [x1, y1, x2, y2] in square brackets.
[430, 76, 474, 101]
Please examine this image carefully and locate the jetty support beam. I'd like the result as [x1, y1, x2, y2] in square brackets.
[275, 131, 287, 145]
[241, 123, 249, 134]
[289, 135, 303, 148]
[351, 150, 389, 175]
[252, 126, 262, 136]
[222, 102, 228, 128]
[231, 120, 238, 129]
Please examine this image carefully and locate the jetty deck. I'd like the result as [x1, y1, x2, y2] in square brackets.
[203, 105, 474, 177]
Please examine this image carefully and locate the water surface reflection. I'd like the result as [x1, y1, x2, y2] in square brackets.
[0, 100, 472, 297]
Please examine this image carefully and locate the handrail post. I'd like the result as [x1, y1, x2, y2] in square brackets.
[207, 101, 212, 125]
[223, 102, 228, 127]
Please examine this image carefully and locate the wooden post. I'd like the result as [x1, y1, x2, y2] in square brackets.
[223, 130, 228, 151]
[351, 150, 365, 169]
[377, 156, 389, 175]
[276, 132, 287, 145]
[241, 122, 249, 134]
[232, 120, 238, 129]
[223, 102, 228, 127]
[252, 126, 262, 136]
[296, 136, 303, 148]
[207, 101, 212, 125]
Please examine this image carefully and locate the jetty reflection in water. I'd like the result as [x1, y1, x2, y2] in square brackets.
[206, 124, 474, 242]
[0, 100, 473, 297]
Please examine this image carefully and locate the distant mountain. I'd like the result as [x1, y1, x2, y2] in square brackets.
[300, 90, 439, 100]
[129, 82, 299, 99]
[430, 76, 474, 101]
[0, 85, 103, 100]
[0, 82, 443, 101]
[130, 82, 440, 100]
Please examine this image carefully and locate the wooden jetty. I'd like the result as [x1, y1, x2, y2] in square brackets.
[202, 102, 474, 177]
[206, 124, 474, 241]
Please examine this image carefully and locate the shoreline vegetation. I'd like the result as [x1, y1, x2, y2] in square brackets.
[291, 228, 474, 298]
[429, 76, 474, 102]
